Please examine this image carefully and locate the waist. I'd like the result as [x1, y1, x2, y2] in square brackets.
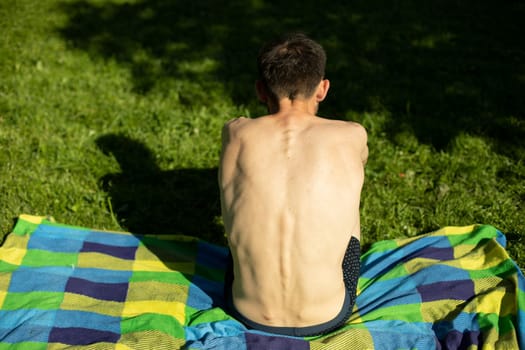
[227, 285, 352, 337]
[231, 279, 347, 327]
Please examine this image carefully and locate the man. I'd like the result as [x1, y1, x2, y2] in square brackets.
[219, 33, 368, 337]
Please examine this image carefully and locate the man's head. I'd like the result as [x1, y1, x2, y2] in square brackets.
[257, 32, 327, 104]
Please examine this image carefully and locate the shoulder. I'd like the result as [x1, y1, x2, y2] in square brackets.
[319, 118, 367, 140]
[323, 119, 368, 163]
[222, 117, 250, 140]
[223, 116, 249, 131]
[345, 121, 367, 142]
[223, 116, 274, 138]
[342, 121, 368, 164]
[225, 116, 250, 127]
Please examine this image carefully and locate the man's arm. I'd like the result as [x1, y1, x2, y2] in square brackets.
[347, 122, 368, 166]
[361, 131, 369, 166]
[218, 118, 244, 186]
[218, 118, 245, 233]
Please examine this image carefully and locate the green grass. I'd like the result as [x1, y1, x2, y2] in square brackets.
[1, 1, 524, 266]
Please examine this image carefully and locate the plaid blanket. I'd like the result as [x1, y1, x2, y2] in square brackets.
[0, 215, 524, 349]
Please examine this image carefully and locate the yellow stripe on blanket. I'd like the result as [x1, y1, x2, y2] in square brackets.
[433, 224, 480, 236]
[48, 342, 127, 350]
[0, 291, 6, 309]
[122, 300, 186, 324]
[0, 234, 30, 265]
[132, 260, 195, 273]
[126, 281, 189, 302]
[457, 239, 510, 270]
[119, 331, 186, 349]
[61, 292, 125, 317]
[77, 252, 134, 271]
[18, 214, 47, 225]
[473, 288, 515, 316]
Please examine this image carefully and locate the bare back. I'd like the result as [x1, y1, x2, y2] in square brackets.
[219, 112, 368, 327]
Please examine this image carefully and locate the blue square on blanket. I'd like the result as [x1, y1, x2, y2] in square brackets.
[65, 277, 129, 302]
[52, 310, 121, 335]
[83, 230, 140, 247]
[402, 246, 455, 262]
[0, 309, 57, 343]
[409, 264, 471, 284]
[417, 279, 475, 302]
[244, 333, 309, 349]
[9, 266, 71, 293]
[50, 310, 121, 345]
[28, 225, 87, 253]
[80, 241, 138, 260]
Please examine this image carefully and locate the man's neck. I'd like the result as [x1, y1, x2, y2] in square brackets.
[268, 97, 319, 116]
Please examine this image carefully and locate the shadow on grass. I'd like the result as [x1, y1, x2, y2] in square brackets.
[58, 0, 525, 158]
[96, 134, 225, 245]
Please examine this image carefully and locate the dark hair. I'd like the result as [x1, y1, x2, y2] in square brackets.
[257, 32, 326, 101]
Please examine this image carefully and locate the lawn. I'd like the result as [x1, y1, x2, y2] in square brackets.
[1, 1, 524, 267]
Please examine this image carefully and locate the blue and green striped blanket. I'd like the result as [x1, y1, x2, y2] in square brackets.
[0, 215, 524, 349]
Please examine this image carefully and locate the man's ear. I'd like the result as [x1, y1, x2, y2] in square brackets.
[255, 80, 268, 103]
[315, 79, 330, 102]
